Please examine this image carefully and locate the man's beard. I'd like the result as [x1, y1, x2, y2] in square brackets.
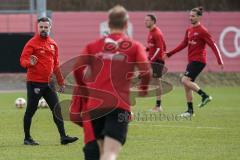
[40, 31, 49, 38]
[146, 24, 152, 29]
[191, 20, 197, 25]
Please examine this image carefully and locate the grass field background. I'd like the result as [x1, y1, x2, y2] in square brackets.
[0, 87, 239, 160]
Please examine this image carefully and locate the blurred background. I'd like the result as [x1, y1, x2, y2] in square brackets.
[0, 0, 239, 90]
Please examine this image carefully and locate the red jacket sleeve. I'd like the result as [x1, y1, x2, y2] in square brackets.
[200, 31, 224, 65]
[73, 45, 92, 85]
[53, 44, 64, 86]
[151, 33, 166, 61]
[135, 42, 151, 91]
[20, 42, 33, 68]
[167, 29, 189, 57]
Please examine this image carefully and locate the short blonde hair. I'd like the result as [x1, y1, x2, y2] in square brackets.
[108, 5, 129, 29]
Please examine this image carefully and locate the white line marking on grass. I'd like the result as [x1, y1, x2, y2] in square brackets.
[129, 123, 224, 130]
[0, 89, 25, 93]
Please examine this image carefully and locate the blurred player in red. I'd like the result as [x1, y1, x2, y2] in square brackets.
[164, 7, 224, 117]
[145, 14, 166, 112]
[74, 5, 151, 160]
[70, 66, 100, 160]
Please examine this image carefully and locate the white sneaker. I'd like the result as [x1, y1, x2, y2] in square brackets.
[151, 106, 163, 112]
[179, 111, 194, 117]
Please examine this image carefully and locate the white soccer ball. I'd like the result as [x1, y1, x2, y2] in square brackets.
[15, 98, 26, 108]
[38, 98, 48, 108]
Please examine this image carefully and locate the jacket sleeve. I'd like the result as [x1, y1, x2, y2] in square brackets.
[151, 33, 166, 61]
[167, 29, 188, 57]
[73, 44, 93, 84]
[201, 31, 224, 65]
[20, 42, 33, 68]
[135, 42, 151, 92]
[53, 44, 65, 86]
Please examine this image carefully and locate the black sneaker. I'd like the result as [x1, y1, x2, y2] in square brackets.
[198, 95, 212, 108]
[61, 135, 78, 145]
[24, 137, 39, 145]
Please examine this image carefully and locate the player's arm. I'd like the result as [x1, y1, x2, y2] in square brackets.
[201, 31, 224, 66]
[166, 29, 189, 58]
[150, 34, 165, 61]
[20, 42, 36, 68]
[73, 45, 92, 83]
[135, 42, 151, 95]
[53, 44, 65, 87]
[72, 45, 94, 98]
[73, 54, 88, 86]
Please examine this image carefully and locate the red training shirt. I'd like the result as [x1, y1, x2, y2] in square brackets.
[75, 33, 151, 112]
[146, 26, 166, 61]
[167, 24, 223, 65]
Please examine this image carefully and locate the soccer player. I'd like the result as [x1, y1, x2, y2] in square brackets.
[164, 7, 224, 117]
[145, 14, 166, 112]
[74, 5, 151, 160]
[20, 17, 78, 145]
[69, 66, 100, 160]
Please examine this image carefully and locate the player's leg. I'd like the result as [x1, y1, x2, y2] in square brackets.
[182, 61, 212, 107]
[154, 78, 163, 111]
[97, 139, 104, 157]
[43, 85, 78, 144]
[181, 76, 200, 92]
[23, 82, 42, 145]
[100, 136, 122, 160]
[91, 114, 105, 157]
[151, 60, 164, 112]
[184, 84, 193, 103]
[83, 140, 100, 160]
[100, 109, 129, 160]
[180, 84, 194, 117]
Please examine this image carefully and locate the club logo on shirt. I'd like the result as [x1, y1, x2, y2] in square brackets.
[50, 44, 55, 51]
[96, 52, 125, 61]
[34, 88, 40, 94]
[189, 40, 197, 45]
[40, 50, 45, 54]
[148, 42, 155, 47]
[119, 41, 132, 50]
[193, 32, 199, 36]
[103, 38, 132, 52]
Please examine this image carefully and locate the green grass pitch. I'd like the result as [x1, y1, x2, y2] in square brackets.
[0, 87, 239, 160]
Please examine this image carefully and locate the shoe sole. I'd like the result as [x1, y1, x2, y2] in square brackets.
[61, 138, 78, 145]
[179, 113, 195, 118]
[149, 107, 164, 113]
[199, 96, 212, 108]
[24, 142, 39, 145]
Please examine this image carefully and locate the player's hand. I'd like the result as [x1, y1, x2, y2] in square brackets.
[58, 85, 65, 93]
[162, 53, 168, 61]
[138, 85, 148, 97]
[219, 64, 224, 70]
[30, 55, 38, 66]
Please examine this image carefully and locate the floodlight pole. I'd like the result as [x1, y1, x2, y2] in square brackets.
[29, 0, 35, 32]
[36, 0, 47, 18]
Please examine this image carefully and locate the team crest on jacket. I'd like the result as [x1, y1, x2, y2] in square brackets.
[193, 32, 199, 36]
[40, 50, 45, 54]
[50, 44, 55, 51]
[34, 88, 40, 94]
